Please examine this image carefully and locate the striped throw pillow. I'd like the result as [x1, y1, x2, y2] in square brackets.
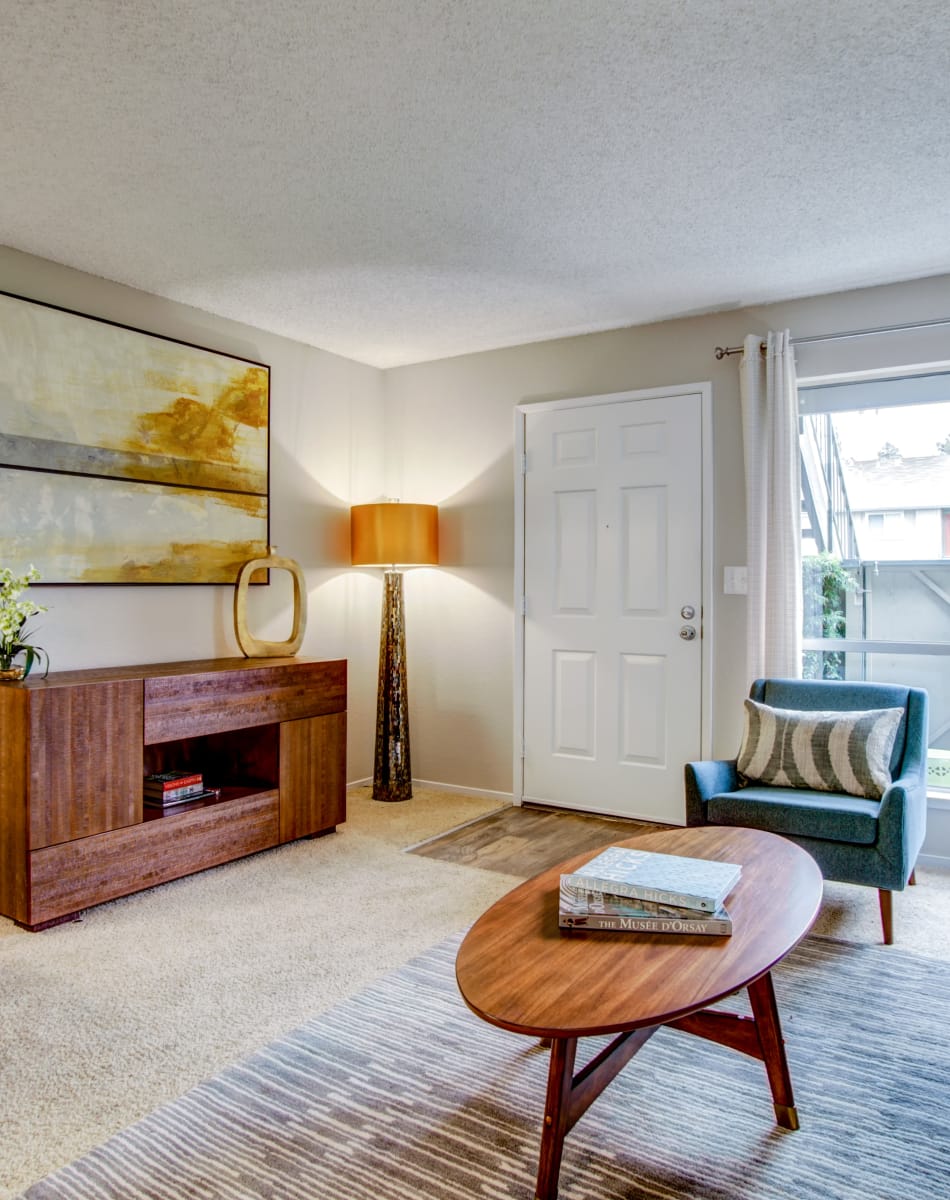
[737, 698, 904, 800]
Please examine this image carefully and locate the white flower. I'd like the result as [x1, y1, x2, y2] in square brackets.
[0, 564, 47, 667]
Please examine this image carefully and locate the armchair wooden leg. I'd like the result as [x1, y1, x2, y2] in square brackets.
[878, 889, 894, 945]
[908, 869, 917, 886]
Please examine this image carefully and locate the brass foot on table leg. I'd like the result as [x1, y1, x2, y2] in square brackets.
[774, 1103, 799, 1130]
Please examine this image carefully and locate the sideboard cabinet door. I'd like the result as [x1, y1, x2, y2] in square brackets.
[279, 712, 346, 842]
[29, 681, 143, 849]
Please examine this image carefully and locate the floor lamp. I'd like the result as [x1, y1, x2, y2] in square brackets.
[350, 501, 439, 802]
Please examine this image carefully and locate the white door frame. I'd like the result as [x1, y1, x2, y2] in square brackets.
[513, 382, 715, 806]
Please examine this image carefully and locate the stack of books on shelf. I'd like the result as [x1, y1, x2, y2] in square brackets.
[143, 771, 219, 808]
[559, 845, 742, 936]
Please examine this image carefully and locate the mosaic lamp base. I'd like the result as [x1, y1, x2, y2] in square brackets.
[373, 569, 412, 802]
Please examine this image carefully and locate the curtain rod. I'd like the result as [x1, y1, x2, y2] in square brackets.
[713, 315, 950, 360]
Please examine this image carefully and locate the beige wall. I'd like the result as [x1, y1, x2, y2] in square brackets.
[4, 246, 949, 804]
[386, 272, 950, 794]
[0, 246, 387, 780]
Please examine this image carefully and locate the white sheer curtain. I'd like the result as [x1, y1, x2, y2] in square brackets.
[740, 330, 802, 680]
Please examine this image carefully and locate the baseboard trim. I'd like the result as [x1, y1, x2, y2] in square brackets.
[410, 778, 514, 804]
[347, 777, 515, 804]
[917, 852, 950, 870]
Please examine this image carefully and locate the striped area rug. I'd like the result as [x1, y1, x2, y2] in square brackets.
[20, 934, 950, 1200]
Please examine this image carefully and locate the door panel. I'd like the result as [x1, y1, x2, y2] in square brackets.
[555, 490, 597, 610]
[620, 653, 665, 763]
[622, 485, 666, 610]
[553, 650, 596, 756]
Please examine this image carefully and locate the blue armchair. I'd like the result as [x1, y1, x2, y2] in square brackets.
[685, 678, 929, 944]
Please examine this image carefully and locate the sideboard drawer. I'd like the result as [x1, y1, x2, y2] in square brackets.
[28, 790, 279, 925]
[144, 659, 346, 743]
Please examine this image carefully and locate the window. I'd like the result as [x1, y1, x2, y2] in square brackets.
[798, 365, 950, 789]
[864, 511, 913, 557]
[866, 511, 907, 530]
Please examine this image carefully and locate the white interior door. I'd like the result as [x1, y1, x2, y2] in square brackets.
[517, 387, 709, 824]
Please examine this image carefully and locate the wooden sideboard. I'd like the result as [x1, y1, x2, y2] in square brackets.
[0, 657, 346, 929]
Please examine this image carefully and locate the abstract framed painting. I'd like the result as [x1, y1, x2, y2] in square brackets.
[0, 290, 270, 584]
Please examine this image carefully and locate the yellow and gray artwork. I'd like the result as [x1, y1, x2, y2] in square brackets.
[0, 292, 268, 583]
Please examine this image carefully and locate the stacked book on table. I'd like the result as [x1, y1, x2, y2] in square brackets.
[559, 846, 741, 936]
[143, 771, 220, 809]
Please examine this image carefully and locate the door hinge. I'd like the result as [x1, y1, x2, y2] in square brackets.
[521, 595, 527, 616]
[521, 452, 527, 475]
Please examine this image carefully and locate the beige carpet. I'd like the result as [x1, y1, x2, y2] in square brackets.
[2, 787, 948, 1198]
[0, 786, 517, 1199]
[813, 867, 950, 953]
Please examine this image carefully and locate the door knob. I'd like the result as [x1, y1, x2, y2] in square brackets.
[680, 605, 696, 620]
[679, 625, 697, 641]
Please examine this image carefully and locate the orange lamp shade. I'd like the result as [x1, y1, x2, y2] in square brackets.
[350, 502, 439, 566]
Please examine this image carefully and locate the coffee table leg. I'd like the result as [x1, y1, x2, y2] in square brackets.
[535, 1036, 577, 1200]
[747, 971, 799, 1130]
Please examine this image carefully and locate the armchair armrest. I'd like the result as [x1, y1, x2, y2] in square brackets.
[876, 771, 928, 885]
[684, 759, 739, 826]
[876, 686, 929, 885]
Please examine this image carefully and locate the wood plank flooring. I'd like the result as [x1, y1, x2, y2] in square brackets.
[407, 802, 669, 878]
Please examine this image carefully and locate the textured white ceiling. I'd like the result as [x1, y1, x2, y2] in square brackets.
[2, 1, 949, 368]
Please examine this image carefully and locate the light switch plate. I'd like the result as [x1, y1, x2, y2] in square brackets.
[724, 566, 748, 595]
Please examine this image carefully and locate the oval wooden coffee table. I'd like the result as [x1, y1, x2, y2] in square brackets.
[455, 825, 822, 1200]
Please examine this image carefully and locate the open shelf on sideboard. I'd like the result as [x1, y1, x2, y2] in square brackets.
[141, 784, 277, 822]
[143, 723, 280, 795]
